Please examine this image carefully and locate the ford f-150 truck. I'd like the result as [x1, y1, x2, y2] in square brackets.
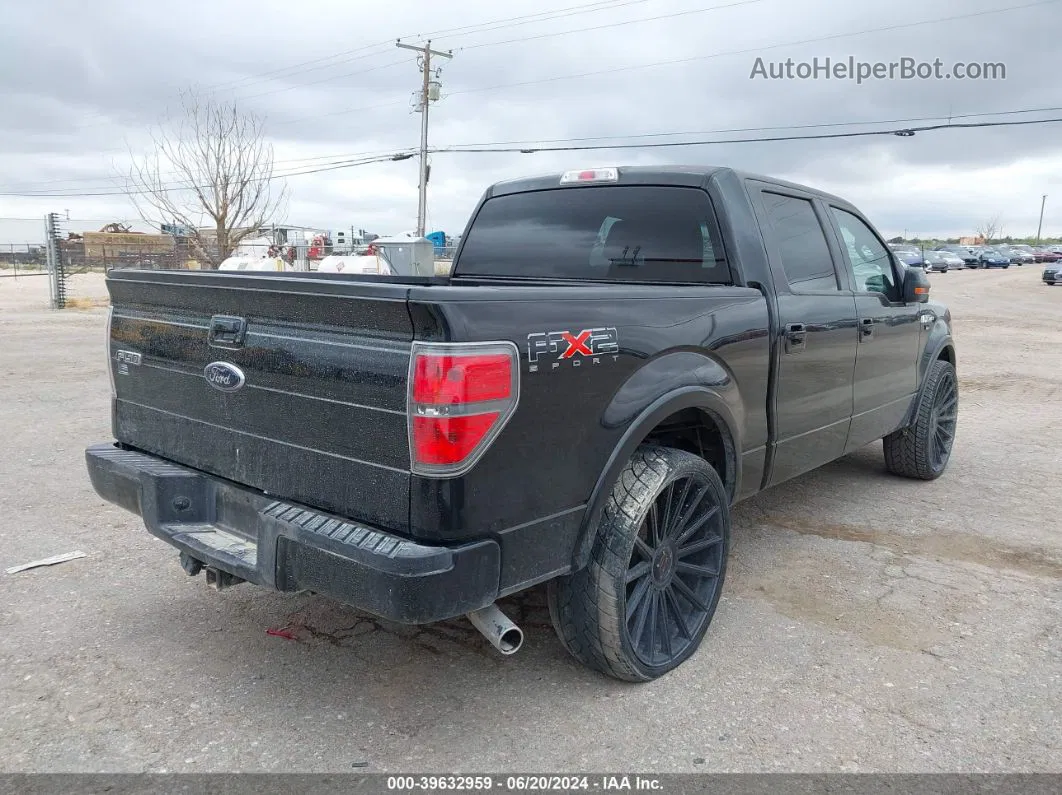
[85, 166, 957, 682]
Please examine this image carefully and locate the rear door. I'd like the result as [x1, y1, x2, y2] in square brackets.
[106, 270, 414, 531]
[748, 183, 859, 486]
[824, 206, 922, 450]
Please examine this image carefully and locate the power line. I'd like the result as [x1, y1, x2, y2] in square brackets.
[68, 56, 412, 132]
[197, 1, 656, 126]
[264, 1, 764, 130]
[413, 0, 647, 40]
[204, 0, 646, 94]
[6, 115, 1062, 199]
[0, 152, 416, 198]
[201, 41, 397, 94]
[429, 116, 1062, 154]
[0, 146, 418, 191]
[457, 0, 768, 51]
[267, 97, 410, 127]
[66, 1, 649, 134]
[9, 102, 1062, 195]
[444, 0, 1060, 98]
[233, 59, 412, 102]
[439, 105, 1062, 148]
[287, 0, 1055, 130]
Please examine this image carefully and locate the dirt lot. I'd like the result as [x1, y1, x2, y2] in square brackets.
[0, 266, 1059, 773]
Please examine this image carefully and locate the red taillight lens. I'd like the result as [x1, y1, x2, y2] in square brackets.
[412, 353, 512, 404]
[412, 413, 500, 465]
[408, 342, 519, 476]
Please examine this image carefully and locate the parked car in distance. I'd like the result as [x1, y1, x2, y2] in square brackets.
[1010, 244, 1038, 260]
[1035, 246, 1061, 263]
[1043, 261, 1062, 285]
[977, 247, 1011, 269]
[938, 245, 981, 268]
[924, 250, 958, 272]
[996, 245, 1031, 265]
[889, 245, 925, 267]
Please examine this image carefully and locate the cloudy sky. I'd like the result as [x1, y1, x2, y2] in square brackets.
[1, 0, 1060, 243]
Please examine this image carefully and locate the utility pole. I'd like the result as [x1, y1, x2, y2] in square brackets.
[396, 39, 452, 238]
[1036, 194, 1047, 244]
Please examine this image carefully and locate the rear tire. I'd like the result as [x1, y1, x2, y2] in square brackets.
[883, 359, 958, 480]
[548, 445, 730, 682]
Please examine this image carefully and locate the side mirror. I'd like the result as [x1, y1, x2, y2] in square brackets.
[903, 266, 930, 303]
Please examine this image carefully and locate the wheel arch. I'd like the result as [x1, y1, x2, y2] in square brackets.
[902, 329, 956, 429]
[571, 386, 740, 571]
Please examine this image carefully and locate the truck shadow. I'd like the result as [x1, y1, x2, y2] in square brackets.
[266, 584, 557, 664]
[106, 442, 992, 705]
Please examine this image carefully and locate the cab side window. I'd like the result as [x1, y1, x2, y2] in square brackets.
[761, 191, 840, 292]
[830, 207, 901, 301]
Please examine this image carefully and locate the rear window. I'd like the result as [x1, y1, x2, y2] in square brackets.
[454, 185, 731, 283]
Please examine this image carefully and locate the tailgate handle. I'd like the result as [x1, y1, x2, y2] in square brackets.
[208, 315, 248, 347]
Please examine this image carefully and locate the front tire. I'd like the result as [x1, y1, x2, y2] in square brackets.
[548, 445, 730, 682]
[883, 359, 958, 480]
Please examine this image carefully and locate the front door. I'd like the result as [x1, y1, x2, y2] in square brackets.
[826, 206, 922, 451]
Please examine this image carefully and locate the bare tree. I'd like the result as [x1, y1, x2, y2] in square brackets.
[126, 91, 288, 267]
[975, 215, 1002, 243]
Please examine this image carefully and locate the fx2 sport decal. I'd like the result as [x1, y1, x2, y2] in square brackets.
[526, 327, 619, 372]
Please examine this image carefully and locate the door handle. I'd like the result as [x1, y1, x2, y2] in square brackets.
[860, 318, 875, 341]
[784, 322, 807, 354]
[208, 315, 248, 347]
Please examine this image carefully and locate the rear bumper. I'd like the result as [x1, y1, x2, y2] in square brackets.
[85, 443, 501, 624]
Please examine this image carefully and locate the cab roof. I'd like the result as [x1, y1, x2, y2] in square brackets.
[484, 165, 850, 206]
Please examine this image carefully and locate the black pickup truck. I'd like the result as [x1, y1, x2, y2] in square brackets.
[86, 166, 957, 682]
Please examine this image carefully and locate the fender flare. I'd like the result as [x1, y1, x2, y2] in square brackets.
[902, 331, 956, 428]
[571, 386, 740, 571]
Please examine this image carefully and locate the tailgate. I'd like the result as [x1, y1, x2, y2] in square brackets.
[105, 270, 413, 531]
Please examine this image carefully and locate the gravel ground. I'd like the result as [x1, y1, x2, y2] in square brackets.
[0, 266, 1059, 773]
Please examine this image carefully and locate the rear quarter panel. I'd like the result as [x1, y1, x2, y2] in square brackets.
[406, 284, 771, 549]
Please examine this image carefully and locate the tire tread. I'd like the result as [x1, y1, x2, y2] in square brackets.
[548, 445, 729, 682]
[883, 359, 956, 480]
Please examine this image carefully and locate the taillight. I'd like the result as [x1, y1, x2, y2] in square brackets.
[407, 341, 520, 477]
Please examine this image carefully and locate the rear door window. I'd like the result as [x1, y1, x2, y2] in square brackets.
[455, 185, 731, 283]
[760, 192, 840, 292]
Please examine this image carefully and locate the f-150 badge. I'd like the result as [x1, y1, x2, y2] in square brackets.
[527, 327, 619, 372]
[115, 349, 142, 376]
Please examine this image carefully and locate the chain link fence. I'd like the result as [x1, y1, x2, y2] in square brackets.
[0, 243, 49, 278]
[1, 217, 465, 309]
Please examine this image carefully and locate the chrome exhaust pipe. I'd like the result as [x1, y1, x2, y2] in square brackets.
[466, 603, 524, 655]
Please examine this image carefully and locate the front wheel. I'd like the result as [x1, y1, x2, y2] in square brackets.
[548, 445, 730, 682]
[883, 359, 958, 480]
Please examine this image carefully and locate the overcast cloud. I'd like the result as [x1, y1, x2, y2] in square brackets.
[1, 0, 1060, 242]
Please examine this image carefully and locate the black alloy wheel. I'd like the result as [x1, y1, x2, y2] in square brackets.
[623, 472, 725, 669]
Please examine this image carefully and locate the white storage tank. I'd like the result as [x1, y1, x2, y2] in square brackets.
[316, 254, 392, 275]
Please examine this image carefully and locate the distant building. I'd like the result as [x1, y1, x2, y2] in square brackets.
[959, 236, 985, 245]
[81, 231, 175, 258]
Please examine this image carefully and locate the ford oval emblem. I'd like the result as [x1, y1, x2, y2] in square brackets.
[204, 361, 245, 392]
